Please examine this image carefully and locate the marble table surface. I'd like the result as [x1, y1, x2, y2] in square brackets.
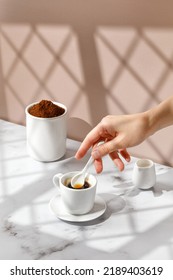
[0, 119, 173, 260]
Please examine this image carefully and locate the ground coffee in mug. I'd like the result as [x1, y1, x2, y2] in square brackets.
[29, 100, 65, 118]
[25, 100, 67, 162]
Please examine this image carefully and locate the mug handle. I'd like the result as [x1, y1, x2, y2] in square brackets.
[53, 173, 63, 188]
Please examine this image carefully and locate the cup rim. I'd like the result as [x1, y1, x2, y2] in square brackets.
[59, 171, 97, 191]
[136, 158, 154, 168]
[25, 101, 67, 120]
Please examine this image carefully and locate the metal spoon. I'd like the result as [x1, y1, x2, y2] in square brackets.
[71, 155, 94, 189]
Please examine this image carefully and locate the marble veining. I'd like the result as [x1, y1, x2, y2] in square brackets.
[0, 120, 173, 260]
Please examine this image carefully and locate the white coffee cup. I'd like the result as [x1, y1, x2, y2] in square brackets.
[25, 101, 67, 162]
[132, 159, 156, 189]
[53, 171, 97, 215]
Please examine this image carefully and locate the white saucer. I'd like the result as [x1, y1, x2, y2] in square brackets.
[49, 195, 106, 222]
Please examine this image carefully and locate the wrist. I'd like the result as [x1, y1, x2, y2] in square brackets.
[142, 109, 157, 137]
[145, 96, 173, 135]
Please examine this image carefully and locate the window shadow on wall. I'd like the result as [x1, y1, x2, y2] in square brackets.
[1, 1, 173, 158]
[1, 0, 173, 260]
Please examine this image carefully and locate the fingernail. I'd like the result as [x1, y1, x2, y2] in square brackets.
[92, 149, 101, 159]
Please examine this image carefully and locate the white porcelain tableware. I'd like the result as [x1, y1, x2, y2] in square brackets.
[71, 155, 94, 188]
[132, 159, 156, 189]
[71, 141, 104, 188]
[53, 171, 97, 215]
[49, 194, 106, 222]
[25, 101, 67, 162]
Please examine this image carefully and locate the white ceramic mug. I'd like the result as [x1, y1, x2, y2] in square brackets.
[25, 101, 67, 162]
[132, 159, 156, 189]
[53, 171, 97, 215]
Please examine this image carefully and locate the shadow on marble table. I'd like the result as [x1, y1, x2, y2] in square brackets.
[65, 193, 126, 226]
[151, 168, 173, 197]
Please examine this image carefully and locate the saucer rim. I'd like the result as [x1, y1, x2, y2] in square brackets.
[49, 194, 106, 222]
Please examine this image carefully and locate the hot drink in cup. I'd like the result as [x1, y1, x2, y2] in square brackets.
[53, 171, 97, 215]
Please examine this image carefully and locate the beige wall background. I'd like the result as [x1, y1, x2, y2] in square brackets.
[1, 0, 173, 166]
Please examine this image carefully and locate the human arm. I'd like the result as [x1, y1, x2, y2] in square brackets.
[75, 96, 173, 173]
[145, 95, 173, 134]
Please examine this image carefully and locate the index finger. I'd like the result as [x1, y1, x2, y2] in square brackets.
[75, 124, 103, 159]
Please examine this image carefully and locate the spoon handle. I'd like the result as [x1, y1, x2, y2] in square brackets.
[81, 155, 94, 174]
[81, 141, 104, 174]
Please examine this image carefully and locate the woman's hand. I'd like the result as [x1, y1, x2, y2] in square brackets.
[75, 112, 150, 173]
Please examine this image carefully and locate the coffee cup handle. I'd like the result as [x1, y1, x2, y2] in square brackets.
[53, 173, 63, 188]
